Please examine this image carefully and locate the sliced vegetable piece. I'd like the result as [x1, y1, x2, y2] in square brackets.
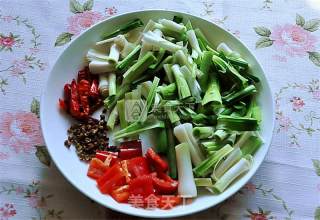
[175, 143, 197, 198]
[146, 148, 168, 172]
[193, 144, 233, 177]
[87, 158, 109, 180]
[211, 158, 251, 193]
[102, 18, 144, 39]
[216, 115, 258, 131]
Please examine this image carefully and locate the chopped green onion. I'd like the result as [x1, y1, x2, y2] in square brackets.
[102, 18, 144, 40]
[211, 158, 251, 193]
[223, 85, 257, 105]
[202, 74, 222, 106]
[193, 127, 214, 139]
[114, 117, 165, 139]
[193, 144, 233, 177]
[194, 178, 213, 187]
[116, 45, 141, 71]
[106, 107, 118, 130]
[158, 83, 177, 99]
[123, 52, 157, 83]
[117, 99, 127, 129]
[108, 73, 116, 97]
[167, 123, 177, 179]
[211, 147, 242, 181]
[217, 115, 258, 131]
[172, 64, 191, 99]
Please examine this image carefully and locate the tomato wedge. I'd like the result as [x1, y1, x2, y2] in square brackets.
[146, 148, 168, 172]
[87, 158, 109, 180]
[152, 173, 178, 194]
[127, 157, 151, 178]
[111, 185, 130, 203]
[128, 175, 154, 198]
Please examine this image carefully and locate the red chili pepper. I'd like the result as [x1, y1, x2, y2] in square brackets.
[58, 99, 68, 111]
[87, 158, 109, 180]
[152, 173, 178, 194]
[77, 69, 89, 82]
[119, 148, 142, 160]
[64, 83, 71, 103]
[69, 79, 81, 118]
[128, 175, 154, 198]
[145, 148, 168, 172]
[89, 79, 99, 98]
[127, 157, 151, 178]
[77, 80, 91, 117]
[119, 140, 142, 149]
[95, 151, 118, 166]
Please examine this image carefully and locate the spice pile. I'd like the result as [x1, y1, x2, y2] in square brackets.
[65, 116, 108, 161]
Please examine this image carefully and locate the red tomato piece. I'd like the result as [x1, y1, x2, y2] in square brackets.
[111, 185, 129, 203]
[127, 157, 151, 178]
[87, 158, 109, 180]
[145, 148, 168, 172]
[128, 175, 154, 198]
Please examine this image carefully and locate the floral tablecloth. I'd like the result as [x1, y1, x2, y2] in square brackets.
[0, 0, 319, 219]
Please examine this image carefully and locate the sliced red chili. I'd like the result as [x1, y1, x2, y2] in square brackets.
[87, 158, 109, 180]
[152, 174, 178, 194]
[69, 79, 81, 118]
[89, 79, 99, 98]
[119, 140, 142, 149]
[111, 185, 129, 203]
[127, 157, 151, 178]
[145, 148, 168, 172]
[128, 175, 154, 198]
[119, 148, 142, 160]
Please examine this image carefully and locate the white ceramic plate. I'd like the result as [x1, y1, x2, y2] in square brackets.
[40, 10, 275, 218]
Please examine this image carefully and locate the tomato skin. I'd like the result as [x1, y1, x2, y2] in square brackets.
[145, 148, 168, 172]
[128, 175, 154, 198]
[127, 157, 151, 178]
[87, 158, 109, 180]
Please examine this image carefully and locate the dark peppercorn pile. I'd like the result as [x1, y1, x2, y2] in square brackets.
[65, 115, 108, 161]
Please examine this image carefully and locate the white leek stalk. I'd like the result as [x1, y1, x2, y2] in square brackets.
[89, 60, 115, 74]
[159, 19, 187, 33]
[186, 30, 203, 59]
[212, 158, 251, 193]
[175, 143, 197, 198]
[99, 74, 109, 97]
[212, 147, 242, 181]
[142, 31, 183, 53]
[174, 123, 205, 166]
